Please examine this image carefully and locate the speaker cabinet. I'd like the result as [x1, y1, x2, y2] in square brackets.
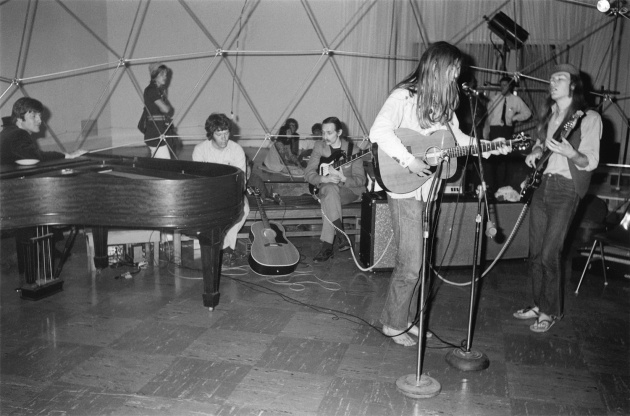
[433, 199, 529, 267]
[360, 193, 396, 271]
[359, 194, 529, 270]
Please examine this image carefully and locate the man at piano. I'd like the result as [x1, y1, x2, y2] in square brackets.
[305, 116, 366, 262]
[1, 97, 87, 278]
[192, 113, 248, 266]
[0, 97, 86, 165]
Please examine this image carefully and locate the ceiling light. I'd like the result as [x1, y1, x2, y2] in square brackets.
[597, 0, 611, 12]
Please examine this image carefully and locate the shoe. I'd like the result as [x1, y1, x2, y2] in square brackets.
[513, 306, 539, 320]
[337, 237, 351, 252]
[530, 316, 556, 333]
[313, 247, 334, 262]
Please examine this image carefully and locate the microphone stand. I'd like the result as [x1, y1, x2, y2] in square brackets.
[445, 91, 490, 372]
[396, 157, 446, 399]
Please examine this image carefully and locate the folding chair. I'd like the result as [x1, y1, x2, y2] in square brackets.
[575, 205, 630, 294]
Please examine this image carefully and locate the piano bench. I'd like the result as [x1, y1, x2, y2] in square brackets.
[171, 198, 363, 263]
[84, 228, 161, 271]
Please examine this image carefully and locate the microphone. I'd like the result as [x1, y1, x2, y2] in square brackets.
[485, 221, 497, 239]
[461, 82, 481, 96]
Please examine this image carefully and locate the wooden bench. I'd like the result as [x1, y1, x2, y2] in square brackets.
[239, 195, 362, 242]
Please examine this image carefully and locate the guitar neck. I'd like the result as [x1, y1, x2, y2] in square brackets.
[252, 194, 271, 228]
[439, 137, 523, 159]
[531, 110, 586, 173]
[332, 149, 371, 170]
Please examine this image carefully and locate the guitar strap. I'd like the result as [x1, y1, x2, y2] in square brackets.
[444, 122, 456, 142]
[328, 140, 353, 163]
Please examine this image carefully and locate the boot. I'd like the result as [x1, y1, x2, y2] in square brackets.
[333, 219, 350, 252]
[313, 242, 334, 262]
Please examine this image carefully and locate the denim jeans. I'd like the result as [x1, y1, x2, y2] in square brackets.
[380, 197, 425, 330]
[528, 174, 580, 318]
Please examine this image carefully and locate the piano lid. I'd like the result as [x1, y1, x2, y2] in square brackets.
[1, 155, 245, 232]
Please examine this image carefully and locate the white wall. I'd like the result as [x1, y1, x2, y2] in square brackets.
[1, 0, 111, 152]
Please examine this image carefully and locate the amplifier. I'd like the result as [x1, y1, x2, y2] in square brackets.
[359, 193, 529, 271]
[359, 192, 397, 271]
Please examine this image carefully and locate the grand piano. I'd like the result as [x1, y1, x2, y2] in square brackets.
[0, 154, 244, 309]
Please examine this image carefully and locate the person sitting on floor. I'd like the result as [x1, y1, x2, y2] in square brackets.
[304, 116, 366, 262]
[263, 124, 304, 176]
[282, 117, 300, 157]
[192, 113, 249, 266]
[298, 123, 321, 168]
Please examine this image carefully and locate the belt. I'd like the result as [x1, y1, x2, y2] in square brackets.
[147, 115, 168, 121]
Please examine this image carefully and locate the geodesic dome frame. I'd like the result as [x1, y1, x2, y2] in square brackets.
[1, 0, 627, 164]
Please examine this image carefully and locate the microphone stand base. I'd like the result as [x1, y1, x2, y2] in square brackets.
[445, 348, 490, 371]
[396, 374, 441, 399]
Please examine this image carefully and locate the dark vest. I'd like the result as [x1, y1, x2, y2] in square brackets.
[565, 121, 593, 199]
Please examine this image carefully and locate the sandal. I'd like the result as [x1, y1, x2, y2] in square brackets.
[530, 316, 556, 333]
[513, 306, 539, 320]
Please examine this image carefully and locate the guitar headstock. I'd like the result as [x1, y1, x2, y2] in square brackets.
[562, 110, 585, 135]
[512, 132, 533, 152]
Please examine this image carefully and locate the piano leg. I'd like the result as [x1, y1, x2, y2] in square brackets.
[198, 225, 225, 310]
[91, 227, 110, 269]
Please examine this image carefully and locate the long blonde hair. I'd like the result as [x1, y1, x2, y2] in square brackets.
[395, 41, 462, 129]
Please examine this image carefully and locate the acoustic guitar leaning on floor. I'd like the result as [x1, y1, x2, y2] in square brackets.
[247, 187, 300, 276]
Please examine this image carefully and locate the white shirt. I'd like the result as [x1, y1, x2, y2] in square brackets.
[192, 139, 247, 175]
[485, 93, 532, 128]
[541, 108, 601, 177]
[369, 88, 474, 201]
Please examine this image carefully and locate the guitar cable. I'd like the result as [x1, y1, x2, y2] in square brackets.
[319, 207, 395, 273]
[431, 201, 530, 286]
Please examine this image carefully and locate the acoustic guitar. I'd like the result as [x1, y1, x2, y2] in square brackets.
[372, 128, 533, 194]
[519, 110, 585, 204]
[308, 147, 371, 196]
[247, 187, 300, 276]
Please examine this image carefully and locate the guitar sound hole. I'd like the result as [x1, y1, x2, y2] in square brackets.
[424, 146, 443, 167]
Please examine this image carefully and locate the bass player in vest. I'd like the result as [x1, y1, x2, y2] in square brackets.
[514, 63, 601, 333]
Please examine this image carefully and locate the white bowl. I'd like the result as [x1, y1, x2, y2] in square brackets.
[15, 159, 40, 166]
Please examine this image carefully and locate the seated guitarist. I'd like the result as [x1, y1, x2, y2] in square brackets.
[304, 116, 366, 262]
[369, 42, 509, 347]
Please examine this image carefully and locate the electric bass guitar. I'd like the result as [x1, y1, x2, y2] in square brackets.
[247, 187, 300, 276]
[519, 110, 585, 204]
[372, 128, 533, 194]
[308, 147, 371, 196]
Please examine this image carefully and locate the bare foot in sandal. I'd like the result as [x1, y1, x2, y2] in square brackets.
[382, 325, 417, 347]
[530, 313, 556, 333]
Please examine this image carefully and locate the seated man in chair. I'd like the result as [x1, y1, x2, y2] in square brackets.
[305, 116, 366, 262]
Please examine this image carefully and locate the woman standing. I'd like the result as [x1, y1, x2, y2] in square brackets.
[142, 62, 174, 159]
[370, 42, 507, 346]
